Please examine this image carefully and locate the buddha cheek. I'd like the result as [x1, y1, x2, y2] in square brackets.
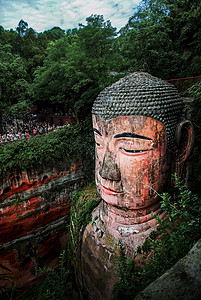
[120, 152, 166, 208]
[119, 157, 149, 208]
[95, 152, 102, 191]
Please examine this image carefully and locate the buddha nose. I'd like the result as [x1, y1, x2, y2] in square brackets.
[99, 149, 121, 181]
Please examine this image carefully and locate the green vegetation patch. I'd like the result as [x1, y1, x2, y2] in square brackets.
[0, 118, 95, 180]
[114, 174, 201, 299]
[189, 82, 201, 195]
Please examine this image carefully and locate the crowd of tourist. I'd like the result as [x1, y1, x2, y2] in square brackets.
[0, 118, 70, 143]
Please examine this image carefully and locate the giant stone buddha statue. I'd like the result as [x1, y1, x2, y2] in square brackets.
[81, 72, 194, 300]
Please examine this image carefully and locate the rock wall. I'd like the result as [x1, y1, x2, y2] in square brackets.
[134, 239, 201, 300]
[0, 163, 83, 289]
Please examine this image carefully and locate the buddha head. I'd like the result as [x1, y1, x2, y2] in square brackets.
[92, 72, 194, 211]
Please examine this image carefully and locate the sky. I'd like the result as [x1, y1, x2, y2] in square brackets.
[0, 0, 141, 33]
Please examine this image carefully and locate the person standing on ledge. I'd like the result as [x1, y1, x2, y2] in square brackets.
[81, 72, 194, 300]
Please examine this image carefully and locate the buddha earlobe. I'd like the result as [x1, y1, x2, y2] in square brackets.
[174, 120, 194, 178]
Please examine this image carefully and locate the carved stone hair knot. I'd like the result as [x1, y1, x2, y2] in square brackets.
[92, 72, 185, 148]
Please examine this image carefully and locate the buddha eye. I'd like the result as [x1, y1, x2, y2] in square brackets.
[119, 147, 149, 154]
[95, 141, 103, 148]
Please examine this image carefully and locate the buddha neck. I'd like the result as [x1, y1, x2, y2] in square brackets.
[101, 200, 164, 227]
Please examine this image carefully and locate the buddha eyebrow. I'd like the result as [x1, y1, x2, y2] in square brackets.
[93, 128, 102, 136]
[114, 132, 152, 140]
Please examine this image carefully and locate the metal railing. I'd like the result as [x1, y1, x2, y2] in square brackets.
[165, 75, 201, 93]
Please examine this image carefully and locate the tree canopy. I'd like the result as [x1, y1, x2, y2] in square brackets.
[0, 1, 200, 126]
[33, 14, 120, 121]
[118, 0, 201, 78]
[0, 43, 32, 131]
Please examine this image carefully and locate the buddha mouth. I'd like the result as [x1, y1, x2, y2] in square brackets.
[100, 184, 124, 195]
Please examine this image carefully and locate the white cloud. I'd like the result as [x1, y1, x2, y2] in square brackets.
[0, 0, 141, 33]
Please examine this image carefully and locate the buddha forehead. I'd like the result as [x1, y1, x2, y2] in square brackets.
[92, 72, 185, 148]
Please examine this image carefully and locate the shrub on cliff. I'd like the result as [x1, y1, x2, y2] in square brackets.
[189, 82, 201, 195]
[0, 117, 95, 181]
[114, 174, 201, 299]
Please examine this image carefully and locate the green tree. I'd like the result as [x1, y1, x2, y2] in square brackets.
[0, 43, 32, 132]
[33, 15, 119, 121]
[75, 15, 119, 116]
[0, 26, 21, 55]
[118, 0, 201, 79]
[33, 37, 77, 116]
[78, 14, 117, 76]
[21, 27, 47, 78]
[43, 26, 65, 41]
[189, 83, 201, 195]
[0, 21, 48, 80]
[118, 0, 180, 78]
[166, 0, 201, 76]
[16, 19, 28, 37]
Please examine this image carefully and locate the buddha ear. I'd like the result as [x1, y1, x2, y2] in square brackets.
[174, 120, 194, 178]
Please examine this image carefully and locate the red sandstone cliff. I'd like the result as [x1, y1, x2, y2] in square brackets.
[0, 163, 83, 290]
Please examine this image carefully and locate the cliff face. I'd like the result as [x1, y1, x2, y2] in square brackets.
[0, 163, 83, 289]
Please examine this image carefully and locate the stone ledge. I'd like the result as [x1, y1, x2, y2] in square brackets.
[134, 239, 201, 300]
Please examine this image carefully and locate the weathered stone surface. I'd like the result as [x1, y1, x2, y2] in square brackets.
[81, 202, 119, 300]
[81, 72, 195, 299]
[81, 201, 166, 300]
[0, 163, 84, 289]
[92, 72, 185, 148]
[134, 239, 201, 300]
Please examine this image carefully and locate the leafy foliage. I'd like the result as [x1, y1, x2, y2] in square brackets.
[19, 250, 72, 300]
[189, 82, 201, 194]
[67, 182, 100, 293]
[0, 43, 32, 131]
[33, 14, 119, 121]
[119, 0, 201, 78]
[114, 174, 201, 299]
[43, 27, 65, 41]
[0, 117, 95, 181]
[1, 6, 201, 124]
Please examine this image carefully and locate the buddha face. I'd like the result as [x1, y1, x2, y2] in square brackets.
[93, 114, 169, 210]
